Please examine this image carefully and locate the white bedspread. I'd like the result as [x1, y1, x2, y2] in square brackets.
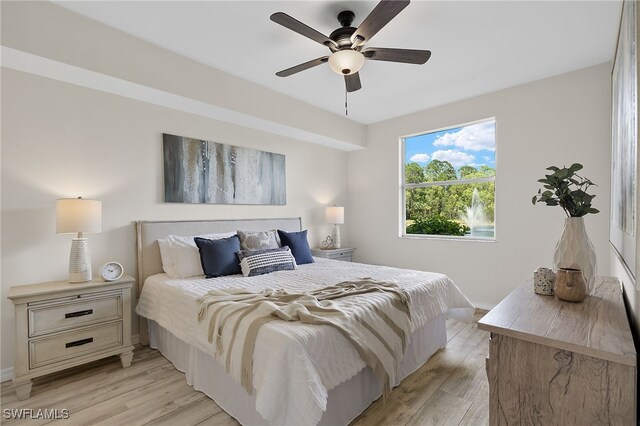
[136, 258, 474, 426]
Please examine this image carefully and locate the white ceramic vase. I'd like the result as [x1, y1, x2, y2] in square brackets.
[553, 217, 597, 295]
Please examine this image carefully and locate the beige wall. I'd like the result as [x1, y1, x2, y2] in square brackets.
[0, 69, 349, 372]
[1, 1, 365, 150]
[348, 64, 612, 308]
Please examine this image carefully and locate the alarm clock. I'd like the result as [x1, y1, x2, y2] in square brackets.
[100, 262, 124, 282]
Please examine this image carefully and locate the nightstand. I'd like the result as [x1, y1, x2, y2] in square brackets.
[311, 247, 356, 262]
[7, 276, 135, 400]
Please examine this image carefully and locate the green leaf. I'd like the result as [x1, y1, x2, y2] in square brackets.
[569, 163, 583, 172]
[532, 195, 538, 205]
[546, 166, 560, 171]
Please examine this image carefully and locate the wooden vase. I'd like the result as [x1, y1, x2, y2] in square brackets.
[554, 268, 587, 302]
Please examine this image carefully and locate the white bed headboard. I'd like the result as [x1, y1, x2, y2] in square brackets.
[135, 217, 302, 344]
[136, 217, 302, 288]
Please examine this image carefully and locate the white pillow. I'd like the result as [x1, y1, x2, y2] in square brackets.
[158, 238, 177, 277]
[158, 232, 236, 278]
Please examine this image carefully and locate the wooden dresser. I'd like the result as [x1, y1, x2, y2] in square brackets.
[478, 277, 637, 425]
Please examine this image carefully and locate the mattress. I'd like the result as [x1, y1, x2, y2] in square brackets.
[136, 258, 474, 425]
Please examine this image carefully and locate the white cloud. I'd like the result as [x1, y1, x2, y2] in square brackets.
[432, 150, 476, 168]
[483, 156, 491, 161]
[409, 153, 430, 163]
[434, 121, 495, 151]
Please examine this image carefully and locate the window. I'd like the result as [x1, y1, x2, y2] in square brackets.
[401, 119, 496, 239]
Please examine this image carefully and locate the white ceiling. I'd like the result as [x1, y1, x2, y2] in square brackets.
[54, 1, 622, 124]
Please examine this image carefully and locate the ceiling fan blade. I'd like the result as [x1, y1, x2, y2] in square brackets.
[351, 0, 410, 44]
[363, 48, 431, 64]
[276, 56, 329, 77]
[271, 12, 338, 49]
[345, 73, 362, 93]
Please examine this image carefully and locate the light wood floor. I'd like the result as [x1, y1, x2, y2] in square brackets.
[1, 312, 489, 426]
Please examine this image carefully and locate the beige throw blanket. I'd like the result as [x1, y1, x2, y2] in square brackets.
[196, 279, 412, 395]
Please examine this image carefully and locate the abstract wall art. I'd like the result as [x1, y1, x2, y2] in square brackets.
[610, 0, 638, 278]
[163, 133, 286, 205]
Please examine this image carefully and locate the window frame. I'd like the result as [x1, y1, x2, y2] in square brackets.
[399, 117, 498, 241]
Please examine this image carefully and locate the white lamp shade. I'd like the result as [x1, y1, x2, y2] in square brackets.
[326, 206, 345, 224]
[56, 198, 102, 234]
[328, 50, 365, 75]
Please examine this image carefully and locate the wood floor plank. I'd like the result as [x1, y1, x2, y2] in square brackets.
[145, 395, 224, 426]
[61, 367, 188, 425]
[1, 315, 490, 426]
[196, 410, 241, 426]
[406, 389, 472, 426]
[3, 355, 169, 412]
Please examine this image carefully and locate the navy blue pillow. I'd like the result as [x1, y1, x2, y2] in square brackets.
[194, 235, 242, 278]
[277, 230, 314, 265]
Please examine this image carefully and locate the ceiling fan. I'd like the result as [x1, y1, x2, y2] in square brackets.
[270, 0, 431, 93]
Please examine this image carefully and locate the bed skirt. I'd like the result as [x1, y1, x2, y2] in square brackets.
[148, 315, 447, 426]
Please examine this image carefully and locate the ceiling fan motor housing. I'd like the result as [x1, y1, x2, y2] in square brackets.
[329, 26, 357, 48]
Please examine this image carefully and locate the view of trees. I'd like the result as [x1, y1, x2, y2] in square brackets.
[405, 160, 495, 234]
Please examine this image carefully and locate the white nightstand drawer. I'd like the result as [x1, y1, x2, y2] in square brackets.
[28, 291, 122, 337]
[331, 252, 352, 261]
[311, 248, 356, 262]
[29, 321, 123, 369]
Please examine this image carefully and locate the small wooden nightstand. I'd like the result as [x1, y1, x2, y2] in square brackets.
[311, 247, 356, 262]
[7, 276, 135, 400]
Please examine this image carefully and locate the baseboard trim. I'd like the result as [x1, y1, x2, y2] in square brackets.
[1, 335, 140, 383]
[1, 367, 14, 383]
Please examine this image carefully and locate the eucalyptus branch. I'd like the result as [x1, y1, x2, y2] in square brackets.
[532, 163, 599, 217]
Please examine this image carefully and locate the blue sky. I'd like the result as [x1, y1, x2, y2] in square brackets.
[405, 120, 496, 170]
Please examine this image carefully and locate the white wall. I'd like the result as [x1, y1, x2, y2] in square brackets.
[1, 1, 365, 150]
[0, 69, 349, 372]
[348, 64, 612, 308]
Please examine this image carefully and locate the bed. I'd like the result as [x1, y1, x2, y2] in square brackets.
[135, 218, 474, 426]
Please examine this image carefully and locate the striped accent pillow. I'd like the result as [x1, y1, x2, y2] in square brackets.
[237, 247, 297, 277]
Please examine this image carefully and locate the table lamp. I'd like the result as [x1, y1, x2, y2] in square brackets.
[56, 197, 102, 283]
[325, 206, 344, 249]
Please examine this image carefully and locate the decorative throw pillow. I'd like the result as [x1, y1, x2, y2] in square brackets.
[237, 247, 297, 277]
[237, 229, 281, 251]
[194, 235, 242, 278]
[159, 232, 237, 278]
[277, 230, 314, 265]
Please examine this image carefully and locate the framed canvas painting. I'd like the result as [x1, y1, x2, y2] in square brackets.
[610, 0, 638, 279]
[163, 133, 286, 205]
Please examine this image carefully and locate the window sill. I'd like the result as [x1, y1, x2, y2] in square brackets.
[400, 234, 497, 242]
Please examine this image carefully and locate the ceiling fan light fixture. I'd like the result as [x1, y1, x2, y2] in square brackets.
[328, 49, 365, 75]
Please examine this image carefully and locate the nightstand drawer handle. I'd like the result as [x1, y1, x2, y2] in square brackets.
[65, 337, 93, 348]
[65, 309, 93, 319]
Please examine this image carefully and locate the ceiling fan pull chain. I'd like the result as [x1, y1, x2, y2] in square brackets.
[345, 90, 348, 116]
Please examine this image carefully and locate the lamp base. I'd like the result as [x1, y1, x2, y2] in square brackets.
[331, 225, 341, 249]
[69, 238, 92, 283]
